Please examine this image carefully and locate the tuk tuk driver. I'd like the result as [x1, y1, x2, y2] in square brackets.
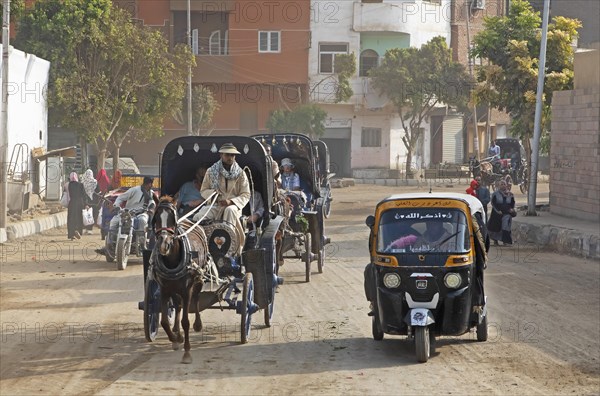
[193, 143, 251, 254]
[412, 220, 458, 252]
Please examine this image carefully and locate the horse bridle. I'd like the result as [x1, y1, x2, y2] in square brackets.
[154, 202, 179, 238]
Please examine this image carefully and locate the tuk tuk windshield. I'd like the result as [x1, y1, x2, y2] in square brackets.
[377, 208, 471, 254]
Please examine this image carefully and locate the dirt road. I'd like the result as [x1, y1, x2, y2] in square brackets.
[1, 184, 598, 395]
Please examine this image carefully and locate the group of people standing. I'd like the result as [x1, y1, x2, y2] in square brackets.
[466, 175, 516, 246]
[63, 168, 114, 240]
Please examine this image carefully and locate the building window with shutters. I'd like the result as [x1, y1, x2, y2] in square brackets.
[361, 127, 382, 147]
[259, 31, 281, 53]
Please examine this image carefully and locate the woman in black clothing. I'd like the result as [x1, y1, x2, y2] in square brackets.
[487, 179, 516, 246]
[67, 172, 86, 240]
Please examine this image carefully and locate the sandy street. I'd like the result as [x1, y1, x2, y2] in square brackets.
[1, 184, 598, 395]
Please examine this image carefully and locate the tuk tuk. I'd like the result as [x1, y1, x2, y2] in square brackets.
[364, 193, 489, 362]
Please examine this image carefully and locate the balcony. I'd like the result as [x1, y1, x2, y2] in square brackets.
[353, 1, 412, 33]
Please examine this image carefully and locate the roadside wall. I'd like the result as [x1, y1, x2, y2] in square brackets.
[549, 85, 600, 222]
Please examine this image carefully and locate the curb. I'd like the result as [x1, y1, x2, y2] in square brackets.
[512, 219, 600, 260]
[0, 212, 68, 243]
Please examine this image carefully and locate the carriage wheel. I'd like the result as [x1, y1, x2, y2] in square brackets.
[240, 272, 254, 344]
[324, 190, 332, 219]
[143, 278, 161, 342]
[304, 233, 312, 283]
[317, 243, 325, 274]
[264, 244, 278, 327]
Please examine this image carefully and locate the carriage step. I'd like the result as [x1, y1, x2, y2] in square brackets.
[324, 236, 331, 245]
[275, 275, 284, 286]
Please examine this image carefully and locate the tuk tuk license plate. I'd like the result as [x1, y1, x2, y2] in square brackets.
[416, 280, 428, 289]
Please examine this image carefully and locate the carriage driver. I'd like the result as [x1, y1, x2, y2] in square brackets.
[109, 176, 156, 248]
[193, 143, 251, 254]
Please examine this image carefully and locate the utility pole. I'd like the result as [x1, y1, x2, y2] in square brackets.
[527, 0, 550, 216]
[465, 0, 480, 161]
[1, 0, 11, 241]
[186, 0, 193, 136]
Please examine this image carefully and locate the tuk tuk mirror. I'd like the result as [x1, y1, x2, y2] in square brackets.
[365, 215, 375, 228]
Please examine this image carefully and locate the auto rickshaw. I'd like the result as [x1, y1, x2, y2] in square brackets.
[364, 193, 489, 362]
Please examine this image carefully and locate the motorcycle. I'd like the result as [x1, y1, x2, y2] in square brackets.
[105, 207, 148, 270]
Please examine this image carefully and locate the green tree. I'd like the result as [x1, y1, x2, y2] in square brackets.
[266, 104, 327, 139]
[471, 0, 580, 162]
[110, 27, 193, 173]
[173, 85, 220, 136]
[15, 0, 194, 173]
[370, 37, 472, 176]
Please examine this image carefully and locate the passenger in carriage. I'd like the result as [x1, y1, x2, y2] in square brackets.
[175, 166, 207, 216]
[280, 158, 301, 192]
[193, 143, 251, 254]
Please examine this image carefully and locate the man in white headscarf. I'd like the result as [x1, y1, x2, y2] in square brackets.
[193, 143, 251, 253]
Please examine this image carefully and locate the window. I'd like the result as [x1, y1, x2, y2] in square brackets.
[319, 43, 349, 74]
[259, 31, 280, 53]
[359, 49, 379, 77]
[361, 127, 381, 147]
[209, 30, 221, 55]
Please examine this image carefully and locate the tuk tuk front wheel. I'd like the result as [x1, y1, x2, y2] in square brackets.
[372, 311, 384, 341]
[477, 314, 488, 342]
[415, 326, 430, 363]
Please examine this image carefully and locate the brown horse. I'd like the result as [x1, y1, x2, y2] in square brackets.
[151, 196, 208, 364]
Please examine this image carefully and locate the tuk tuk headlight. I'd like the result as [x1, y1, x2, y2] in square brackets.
[444, 273, 462, 289]
[383, 273, 401, 289]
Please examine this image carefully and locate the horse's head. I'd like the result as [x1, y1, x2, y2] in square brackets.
[153, 196, 179, 256]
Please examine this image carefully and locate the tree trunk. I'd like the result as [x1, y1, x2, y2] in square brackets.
[96, 140, 109, 177]
[112, 144, 121, 177]
[405, 149, 413, 180]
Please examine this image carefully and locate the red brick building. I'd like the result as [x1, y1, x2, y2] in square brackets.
[114, 0, 310, 167]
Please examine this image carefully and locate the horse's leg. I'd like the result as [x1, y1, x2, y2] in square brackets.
[160, 293, 179, 348]
[192, 282, 203, 332]
[172, 294, 184, 345]
[181, 289, 192, 364]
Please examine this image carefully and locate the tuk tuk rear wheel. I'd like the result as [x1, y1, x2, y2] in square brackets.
[372, 312, 384, 341]
[477, 314, 488, 342]
[415, 327, 430, 363]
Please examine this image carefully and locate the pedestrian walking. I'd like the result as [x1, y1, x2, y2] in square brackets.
[475, 176, 491, 219]
[66, 172, 87, 240]
[81, 169, 100, 235]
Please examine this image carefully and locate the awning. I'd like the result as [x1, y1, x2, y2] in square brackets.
[32, 146, 78, 161]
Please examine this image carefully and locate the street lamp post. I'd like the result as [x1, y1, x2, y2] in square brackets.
[527, 0, 551, 216]
[1, 0, 11, 240]
[465, 0, 480, 161]
[187, 0, 193, 136]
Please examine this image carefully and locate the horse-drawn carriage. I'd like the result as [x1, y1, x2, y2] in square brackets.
[139, 136, 285, 362]
[469, 138, 528, 193]
[252, 133, 332, 283]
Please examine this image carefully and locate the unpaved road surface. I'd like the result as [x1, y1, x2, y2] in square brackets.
[1, 184, 598, 395]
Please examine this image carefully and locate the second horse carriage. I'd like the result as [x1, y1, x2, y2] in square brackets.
[252, 133, 332, 282]
[139, 136, 285, 362]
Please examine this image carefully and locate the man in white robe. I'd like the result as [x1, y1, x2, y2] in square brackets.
[193, 143, 250, 254]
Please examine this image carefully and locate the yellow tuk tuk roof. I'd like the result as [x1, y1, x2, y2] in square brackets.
[377, 192, 485, 221]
